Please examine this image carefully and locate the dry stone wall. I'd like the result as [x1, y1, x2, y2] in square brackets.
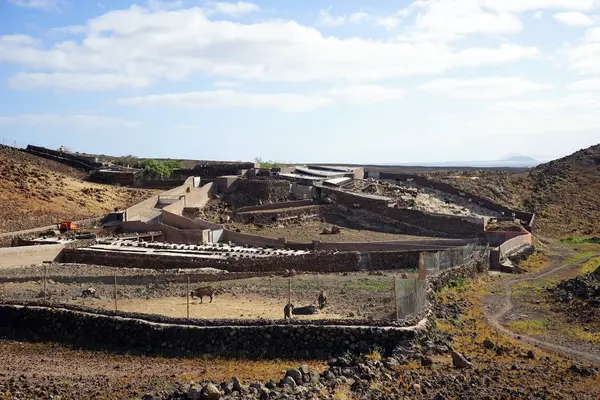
[0, 251, 489, 358]
[235, 205, 326, 225]
[62, 249, 361, 273]
[0, 303, 422, 358]
[368, 251, 421, 270]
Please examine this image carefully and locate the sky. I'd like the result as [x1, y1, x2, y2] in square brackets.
[0, 0, 599, 164]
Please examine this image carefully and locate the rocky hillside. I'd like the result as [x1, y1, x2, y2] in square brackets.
[0, 146, 159, 234]
[552, 265, 600, 310]
[428, 144, 600, 237]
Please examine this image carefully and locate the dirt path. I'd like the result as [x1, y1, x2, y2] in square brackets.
[484, 253, 600, 365]
[0, 216, 100, 238]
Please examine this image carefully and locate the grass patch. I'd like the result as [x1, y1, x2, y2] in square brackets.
[562, 325, 600, 345]
[365, 346, 383, 361]
[579, 256, 600, 275]
[505, 318, 547, 336]
[343, 280, 392, 293]
[445, 277, 466, 290]
[561, 237, 600, 244]
[333, 384, 354, 400]
[519, 251, 550, 274]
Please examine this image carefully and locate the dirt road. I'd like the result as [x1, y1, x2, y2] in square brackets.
[484, 253, 600, 365]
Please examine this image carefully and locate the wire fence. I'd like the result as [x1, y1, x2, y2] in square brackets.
[0, 244, 487, 323]
[420, 243, 486, 274]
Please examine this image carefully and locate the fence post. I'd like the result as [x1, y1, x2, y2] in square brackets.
[187, 275, 190, 319]
[288, 277, 292, 307]
[394, 278, 399, 322]
[43, 264, 47, 302]
[114, 273, 118, 312]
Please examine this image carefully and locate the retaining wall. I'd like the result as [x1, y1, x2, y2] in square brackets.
[0, 244, 65, 267]
[321, 188, 484, 238]
[380, 207, 484, 239]
[234, 205, 325, 225]
[62, 249, 361, 273]
[236, 200, 314, 213]
[498, 233, 533, 258]
[377, 172, 535, 231]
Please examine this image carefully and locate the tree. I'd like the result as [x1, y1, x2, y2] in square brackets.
[143, 159, 175, 180]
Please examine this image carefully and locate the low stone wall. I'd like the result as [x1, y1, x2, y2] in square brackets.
[0, 303, 423, 358]
[428, 258, 488, 293]
[368, 251, 421, 270]
[0, 253, 488, 358]
[62, 249, 361, 273]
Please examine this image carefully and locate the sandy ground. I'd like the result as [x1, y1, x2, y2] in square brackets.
[91, 294, 347, 320]
[1, 264, 417, 321]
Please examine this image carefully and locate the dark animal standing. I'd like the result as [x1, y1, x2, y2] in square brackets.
[191, 286, 219, 303]
[318, 289, 327, 309]
[284, 303, 294, 320]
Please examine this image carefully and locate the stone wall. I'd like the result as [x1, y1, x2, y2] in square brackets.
[428, 258, 488, 293]
[62, 249, 361, 273]
[380, 207, 484, 239]
[368, 251, 421, 270]
[237, 179, 291, 203]
[377, 171, 535, 231]
[0, 250, 489, 358]
[320, 189, 483, 239]
[235, 205, 326, 226]
[0, 303, 422, 358]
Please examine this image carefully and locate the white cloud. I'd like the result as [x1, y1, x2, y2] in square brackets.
[317, 8, 400, 30]
[0, 114, 140, 128]
[7, 0, 62, 11]
[0, 6, 539, 88]
[568, 78, 600, 91]
[8, 72, 150, 91]
[419, 77, 551, 99]
[403, 0, 523, 42]
[118, 85, 404, 112]
[481, 0, 595, 13]
[205, 1, 259, 16]
[563, 27, 600, 74]
[465, 91, 600, 135]
[553, 12, 594, 27]
[533, 11, 543, 20]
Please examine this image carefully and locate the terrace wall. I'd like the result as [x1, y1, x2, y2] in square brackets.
[377, 172, 535, 231]
[236, 200, 314, 213]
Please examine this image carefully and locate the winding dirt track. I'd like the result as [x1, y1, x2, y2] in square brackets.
[484, 253, 600, 365]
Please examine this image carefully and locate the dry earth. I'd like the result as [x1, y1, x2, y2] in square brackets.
[0, 146, 159, 234]
[425, 144, 600, 237]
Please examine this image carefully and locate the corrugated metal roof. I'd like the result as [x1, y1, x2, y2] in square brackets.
[278, 172, 325, 181]
[294, 166, 347, 178]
